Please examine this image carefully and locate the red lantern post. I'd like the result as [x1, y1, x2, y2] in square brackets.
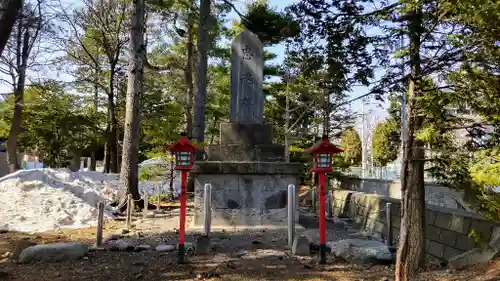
[168, 135, 200, 264]
[305, 135, 343, 264]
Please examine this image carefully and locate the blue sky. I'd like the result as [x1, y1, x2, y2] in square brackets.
[254, 0, 389, 129]
[0, 0, 388, 130]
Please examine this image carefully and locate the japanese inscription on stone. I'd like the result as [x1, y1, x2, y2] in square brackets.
[230, 29, 264, 124]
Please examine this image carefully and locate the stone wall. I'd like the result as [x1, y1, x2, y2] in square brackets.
[330, 189, 500, 262]
[339, 177, 469, 210]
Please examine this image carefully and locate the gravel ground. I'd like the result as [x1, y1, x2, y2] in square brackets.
[0, 208, 498, 281]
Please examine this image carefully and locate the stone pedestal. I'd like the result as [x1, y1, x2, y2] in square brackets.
[191, 162, 303, 228]
[219, 123, 274, 145]
[206, 144, 285, 162]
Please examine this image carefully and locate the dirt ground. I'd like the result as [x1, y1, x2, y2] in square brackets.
[0, 219, 498, 281]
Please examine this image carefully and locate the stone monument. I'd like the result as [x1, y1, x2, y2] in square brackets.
[191, 29, 303, 229]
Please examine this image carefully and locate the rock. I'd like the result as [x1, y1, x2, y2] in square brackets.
[304, 229, 343, 247]
[183, 242, 195, 252]
[103, 234, 123, 243]
[195, 235, 211, 255]
[156, 244, 176, 252]
[233, 250, 247, 258]
[305, 229, 321, 245]
[448, 247, 498, 270]
[292, 235, 310, 256]
[348, 231, 383, 242]
[118, 228, 130, 235]
[1, 252, 10, 258]
[18, 243, 89, 263]
[89, 246, 106, 251]
[135, 245, 152, 251]
[330, 217, 347, 228]
[108, 239, 135, 251]
[327, 239, 395, 265]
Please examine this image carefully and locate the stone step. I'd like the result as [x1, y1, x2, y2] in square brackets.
[206, 144, 285, 162]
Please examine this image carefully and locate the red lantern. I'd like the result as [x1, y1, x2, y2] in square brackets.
[168, 136, 199, 171]
[304, 135, 343, 264]
[305, 135, 343, 173]
[168, 135, 200, 264]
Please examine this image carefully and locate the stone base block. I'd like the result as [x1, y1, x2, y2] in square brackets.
[220, 123, 273, 145]
[193, 171, 302, 228]
[292, 235, 311, 256]
[206, 144, 285, 162]
[194, 235, 211, 255]
[192, 208, 291, 228]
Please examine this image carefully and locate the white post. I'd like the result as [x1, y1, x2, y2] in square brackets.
[80, 158, 85, 171]
[287, 184, 296, 247]
[86, 157, 91, 170]
[203, 183, 212, 235]
[143, 194, 148, 218]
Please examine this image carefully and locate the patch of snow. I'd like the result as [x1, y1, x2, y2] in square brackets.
[0, 168, 180, 234]
[139, 157, 171, 167]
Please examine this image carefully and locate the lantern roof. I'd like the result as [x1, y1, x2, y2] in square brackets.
[304, 135, 343, 154]
[168, 136, 200, 153]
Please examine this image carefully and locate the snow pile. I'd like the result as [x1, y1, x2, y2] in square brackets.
[0, 168, 120, 233]
[139, 157, 171, 168]
[0, 167, 183, 234]
[140, 180, 181, 198]
[138, 158, 180, 198]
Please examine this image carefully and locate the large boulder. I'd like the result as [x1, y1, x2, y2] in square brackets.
[328, 239, 395, 265]
[18, 243, 89, 263]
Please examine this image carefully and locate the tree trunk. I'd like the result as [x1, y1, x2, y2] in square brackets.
[104, 139, 110, 173]
[193, 0, 211, 143]
[108, 67, 118, 173]
[116, 0, 145, 211]
[7, 26, 30, 172]
[169, 151, 175, 199]
[90, 73, 99, 171]
[184, 12, 194, 139]
[0, 0, 22, 55]
[395, 4, 426, 281]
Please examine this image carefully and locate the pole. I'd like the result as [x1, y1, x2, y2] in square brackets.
[126, 194, 133, 229]
[312, 186, 316, 213]
[203, 183, 212, 236]
[143, 194, 148, 218]
[287, 184, 296, 247]
[178, 170, 188, 264]
[327, 190, 333, 219]
[386, 202, 393, 247]
[96, 202, 105, 247]
[318, 172, 327, 264]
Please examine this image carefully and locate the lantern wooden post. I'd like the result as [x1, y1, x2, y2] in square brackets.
[168, 134, 200, 264]
[304, 135, 343, 264]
